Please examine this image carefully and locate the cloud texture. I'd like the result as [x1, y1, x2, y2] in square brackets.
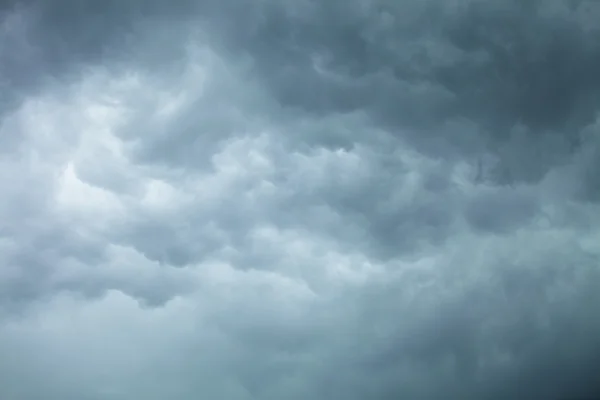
[1, 1, 600, 399]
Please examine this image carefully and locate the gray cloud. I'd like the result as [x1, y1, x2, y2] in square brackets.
[2, 1, 600, 399]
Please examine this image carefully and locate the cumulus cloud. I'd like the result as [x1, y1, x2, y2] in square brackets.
[1, 1, 600, 399]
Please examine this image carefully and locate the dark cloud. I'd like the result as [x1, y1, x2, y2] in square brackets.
[2, 1, 600, 399]
[200, 0, 600, 183]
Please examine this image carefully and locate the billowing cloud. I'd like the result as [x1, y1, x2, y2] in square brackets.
[1, 1, 600, 399]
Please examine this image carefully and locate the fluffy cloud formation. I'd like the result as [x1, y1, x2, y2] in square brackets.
[1, 1, 600, 399]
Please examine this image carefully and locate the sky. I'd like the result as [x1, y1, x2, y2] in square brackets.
[1, 0, 600, 399]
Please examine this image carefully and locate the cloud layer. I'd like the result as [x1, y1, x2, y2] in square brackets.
[1, 1, 600, 399]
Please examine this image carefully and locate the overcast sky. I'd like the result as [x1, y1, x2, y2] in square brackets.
[1, 1, 600, 399]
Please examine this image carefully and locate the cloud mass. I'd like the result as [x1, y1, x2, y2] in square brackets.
[1, 1, 600, 399]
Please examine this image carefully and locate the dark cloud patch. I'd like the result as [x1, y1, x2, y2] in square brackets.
[198, 0, 600, 185]
[0, 0, 199, 119]
[333, 237, 600, 400]
[443, 0, 600, 132]
[464, 185, 539, 233]
[0, 224, 106, 313]
[574, 122, 600, 202]
[114, 216, 217, 268]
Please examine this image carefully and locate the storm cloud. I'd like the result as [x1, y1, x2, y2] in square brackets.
[1, 0, 600, 399]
